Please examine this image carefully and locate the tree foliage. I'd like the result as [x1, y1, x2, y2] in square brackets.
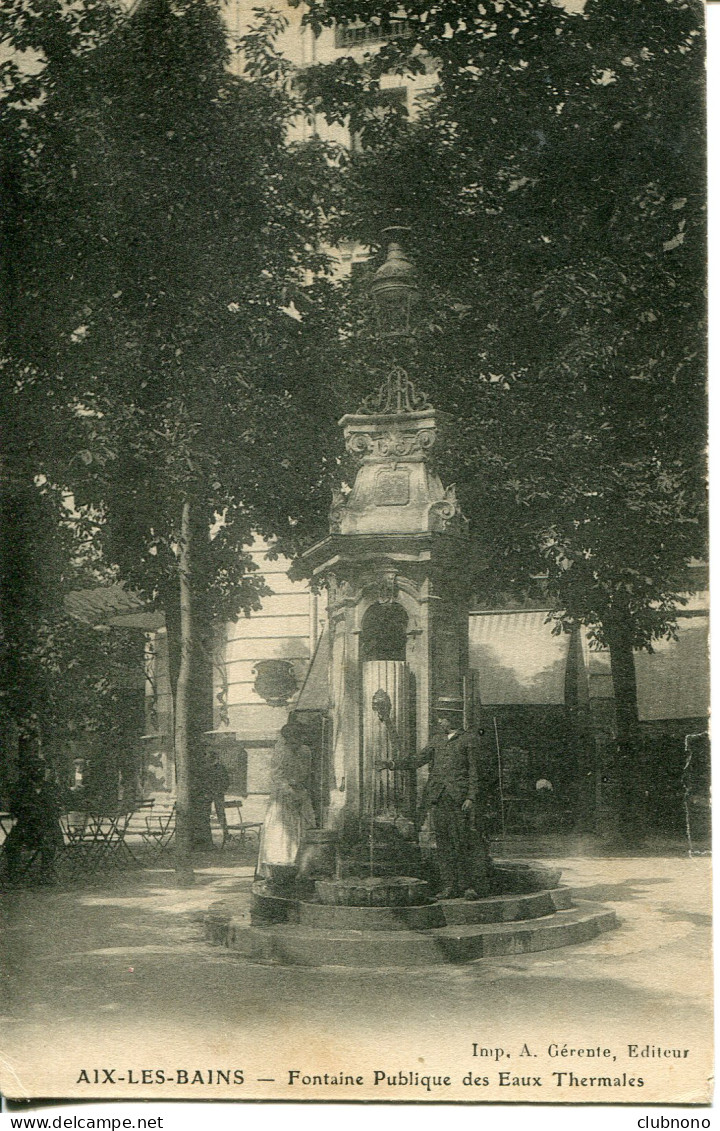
[294, 0, 706, 834]
[0, 0, 348, 857]
[2, 0, 346, 596]
[297, 0, 706, 648]
[1, 1, 347, 649]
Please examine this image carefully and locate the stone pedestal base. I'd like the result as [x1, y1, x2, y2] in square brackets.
[205, 860, 618, 967]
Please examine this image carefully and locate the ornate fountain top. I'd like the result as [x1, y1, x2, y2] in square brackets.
[356, 366, 433, 417]
[320, 232, 464, 540]
[328, 363, 464, 538]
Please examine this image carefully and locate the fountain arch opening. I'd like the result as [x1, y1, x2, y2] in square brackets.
[361, 601, 408, 661]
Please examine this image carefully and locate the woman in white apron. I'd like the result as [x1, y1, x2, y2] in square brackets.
[256, 720, 316, 878]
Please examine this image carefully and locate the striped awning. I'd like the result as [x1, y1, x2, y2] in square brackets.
[469, 610, 570, 705]
[65, 585, 165, 630]
[582, 617, 709, 721]
[635, 617, 709, 720]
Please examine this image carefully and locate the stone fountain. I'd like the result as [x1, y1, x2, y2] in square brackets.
[205, 241, 617, 966]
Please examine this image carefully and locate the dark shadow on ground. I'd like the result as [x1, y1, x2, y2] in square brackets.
[569, 877, 673, 903]
[0, 840, 258, 892]
[655, 906, 712, 928]
[494, 839, 710, 859]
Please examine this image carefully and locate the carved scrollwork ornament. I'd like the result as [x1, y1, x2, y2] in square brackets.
[345, 426, 437, 462]
[428, 484, 467, 533]
[376, 427, 437, 459]
[377, 571, 399, 603]
[357, 365, 434, 416]
[346, 432, 373, 458]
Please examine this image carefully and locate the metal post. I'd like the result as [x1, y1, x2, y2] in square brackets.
[493, 716, 506, 840]
[463, 673, 473, 731]
[320, 714, 328, 830]
[369, 756, 375, 879]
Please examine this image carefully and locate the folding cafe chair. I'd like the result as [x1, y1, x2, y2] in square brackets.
[118, 798, 155, 865]
[223, 800, 262, 847]
[60, 812, 108, 879]
[141, 803, 176, 864]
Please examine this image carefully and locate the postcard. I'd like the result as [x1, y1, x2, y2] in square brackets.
[0, 0, 711, 1107]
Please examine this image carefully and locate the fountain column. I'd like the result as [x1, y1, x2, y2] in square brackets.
[302, 364, 470, 851]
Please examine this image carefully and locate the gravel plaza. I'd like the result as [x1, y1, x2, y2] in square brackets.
[0, 851, 711, 1104]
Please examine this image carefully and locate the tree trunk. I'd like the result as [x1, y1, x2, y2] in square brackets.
[563, 626, 595, 832]
[187, 505, 214, 851]
[604, 611, 645, 843]
[173, 499, 195, 884]
[164, 588, 182, 710]
[164, 513, 215, 855]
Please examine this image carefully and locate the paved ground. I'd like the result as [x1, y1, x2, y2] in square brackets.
[0, 852, 712, 1105]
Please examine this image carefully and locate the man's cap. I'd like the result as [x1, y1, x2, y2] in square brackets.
[282, 713, 308, 737]
[435, 696, 465, 715]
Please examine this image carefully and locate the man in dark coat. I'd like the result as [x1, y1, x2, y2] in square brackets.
[386, 696, 492, 899]
[204, 750, 231, 843]
[5, 755, 63, 883]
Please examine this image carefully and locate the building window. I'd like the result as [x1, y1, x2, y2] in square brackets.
[335, 19, 411, 49]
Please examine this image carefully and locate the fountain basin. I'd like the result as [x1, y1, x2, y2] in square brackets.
[314, 875, 430, 907]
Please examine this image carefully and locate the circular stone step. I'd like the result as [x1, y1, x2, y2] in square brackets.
[438, 890, 557, 925]
[250, 880, 443, 929]
[206, 901, 617, 967]
[249, 881, 572, 930]
[296, 899, 445, 931]
[491, 861, 563, 893]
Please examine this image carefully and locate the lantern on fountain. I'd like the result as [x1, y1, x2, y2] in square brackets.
[371, 228, 419, 338]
